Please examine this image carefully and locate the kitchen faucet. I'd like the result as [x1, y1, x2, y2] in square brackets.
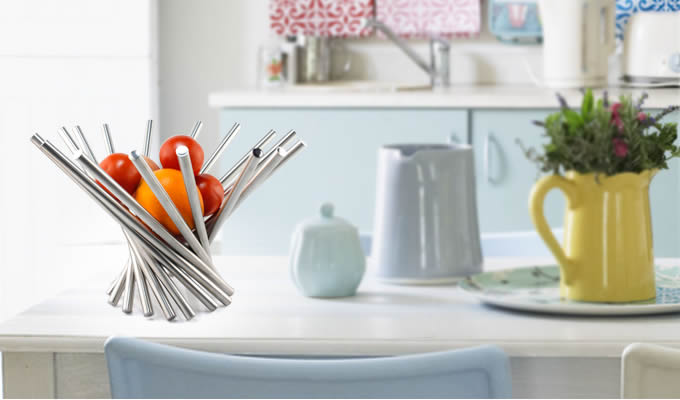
[363, 18, 450, 88]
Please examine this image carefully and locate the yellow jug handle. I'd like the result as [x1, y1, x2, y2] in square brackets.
[529, 175, 580, 284]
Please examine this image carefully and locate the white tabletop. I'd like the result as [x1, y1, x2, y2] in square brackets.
[209, 85, 680, 109]
[0, 256, 679, 358]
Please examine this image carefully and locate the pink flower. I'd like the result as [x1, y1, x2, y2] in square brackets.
[613, 117, 624, 133]
[638, 112, 647, 121]
[613, 137, 628, 158]
[611, 103, 622, 116]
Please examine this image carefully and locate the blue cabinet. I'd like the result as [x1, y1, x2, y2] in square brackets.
[218, 107, 680, 257]
[471, 109, 680, 257]
[471, 110, 565, 234]
[649, 112, 680, 257]
[217, 108, 468, 255]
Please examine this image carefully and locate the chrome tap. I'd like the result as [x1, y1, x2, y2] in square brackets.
[363, 18, 450, 88]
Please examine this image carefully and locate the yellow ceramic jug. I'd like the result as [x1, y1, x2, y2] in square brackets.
[529, 170, 657, 303]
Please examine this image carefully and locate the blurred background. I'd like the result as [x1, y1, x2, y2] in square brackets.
[1, 0, 678, 320]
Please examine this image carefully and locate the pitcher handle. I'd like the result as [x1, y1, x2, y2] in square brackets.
[529, 175, 579, 284]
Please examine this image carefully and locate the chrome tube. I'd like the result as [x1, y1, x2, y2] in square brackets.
[129, 238, 176, 321]
[122, 231, 153, 317]
[200, 122, 240, 175]
[106, 265, 126, 295]
[176, 146, 211, 254]
[121, 255, 135, 314]
[74, 126, 97, 163]
[232, 141, 306, 216]
[220, 129, 276, 187]
[209, 148, 261, 241]
[108, 263, 127, 306]
[33, 135, 234, 303]
[102, 123, 115, 154]
[143, 120, 153, 157]
[160, 259, 221, 311]
[74, 152, 224, 291]
[137, 243, 195, 320]
[58, 127, 80, 154]
[129, 150, 213, 265]
[260, 129, 296, 166]
[190, 121, 203, 139]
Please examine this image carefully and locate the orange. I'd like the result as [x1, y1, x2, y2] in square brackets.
[134, 168, 204, 235]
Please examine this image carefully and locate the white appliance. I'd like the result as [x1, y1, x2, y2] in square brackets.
[538, 0, 615, 88]
[623, 13, 680, 86]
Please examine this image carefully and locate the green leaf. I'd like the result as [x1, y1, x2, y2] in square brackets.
[581, 88, 594, 117]
[563, 109, 583, 130]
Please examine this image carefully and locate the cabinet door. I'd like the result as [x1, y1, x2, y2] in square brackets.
[649, 110, 680, 257]
[474, 109, 680, 257]
[473, 110, 565, 234]
[216, 108, 468, 255]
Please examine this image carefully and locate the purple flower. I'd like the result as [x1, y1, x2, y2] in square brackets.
[613, 137, 628, 158]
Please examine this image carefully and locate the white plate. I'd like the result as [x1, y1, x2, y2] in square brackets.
[459, 265, 680, 316]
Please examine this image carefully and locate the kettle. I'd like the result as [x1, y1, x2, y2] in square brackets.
[538, 0, 615, 88]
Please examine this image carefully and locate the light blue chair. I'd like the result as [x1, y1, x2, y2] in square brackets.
[105, 336, 512, 399]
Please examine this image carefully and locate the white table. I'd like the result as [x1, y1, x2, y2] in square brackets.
[2, 256, 680, 398]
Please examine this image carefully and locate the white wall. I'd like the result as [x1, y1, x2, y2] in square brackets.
[0, 0, 157, 320]
[158, 0, 542, 150]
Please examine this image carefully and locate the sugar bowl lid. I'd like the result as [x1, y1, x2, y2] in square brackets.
[297, 202, 357, 234]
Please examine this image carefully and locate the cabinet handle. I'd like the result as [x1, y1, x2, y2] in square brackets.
[484, 132, 500, 184]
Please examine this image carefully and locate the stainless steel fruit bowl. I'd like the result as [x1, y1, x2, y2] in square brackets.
[31, 122, 305, 321]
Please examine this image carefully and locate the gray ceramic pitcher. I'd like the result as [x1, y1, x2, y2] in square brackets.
[372, 144, 482, 284]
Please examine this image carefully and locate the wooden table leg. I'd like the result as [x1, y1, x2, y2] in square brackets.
[2, 352, 56, 398]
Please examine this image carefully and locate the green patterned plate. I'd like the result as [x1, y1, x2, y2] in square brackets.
[459, 265, 680, 316]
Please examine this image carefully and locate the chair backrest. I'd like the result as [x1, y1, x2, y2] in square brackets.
[105, 336, 512, 399]
[621, 343, 680, 398]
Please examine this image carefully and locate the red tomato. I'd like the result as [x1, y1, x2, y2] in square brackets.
[159, 135, 204, 174]
[143, 156, 160, 171]
[195, 174, 224, 216]
[99, 153, 141, 195]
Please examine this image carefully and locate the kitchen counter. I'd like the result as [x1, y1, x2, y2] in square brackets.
[3, 255, 680, 398]
[209, 84, 680, 109]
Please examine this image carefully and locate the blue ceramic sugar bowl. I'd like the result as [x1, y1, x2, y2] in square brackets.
[290, 203, 366, 298]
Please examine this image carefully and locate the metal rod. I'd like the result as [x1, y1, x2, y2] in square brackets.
[33, 135, 234, 304]
[260, 129, 296, 166]
[159, 259, 220, 311]
[129, 150, 213, 265]
[74, 153, 220, 281]
[108, 263, 127, 306]
[132, 248, 153, 317]
[102, 123, 114, 154]
[220, 129, 276, 186]
[209, 148, 261, 241]
[234, 148, 286, 210]
[107, 266, 126, 295]
[75, 152, 233, 302]
[122, 253, 135, 314]
[122, 230, 153, 317]
[225, 142, 306, 219]
[74, 126, 97, 163]
[190, 121, 203, 139]
[137, 243, 195, 320]
[129, 238, 176, 321]
[143, 120, 153, 157]
[58, 127, 80, 154]
[199, 122, 241, 175]
[177, 146, 211, 254]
